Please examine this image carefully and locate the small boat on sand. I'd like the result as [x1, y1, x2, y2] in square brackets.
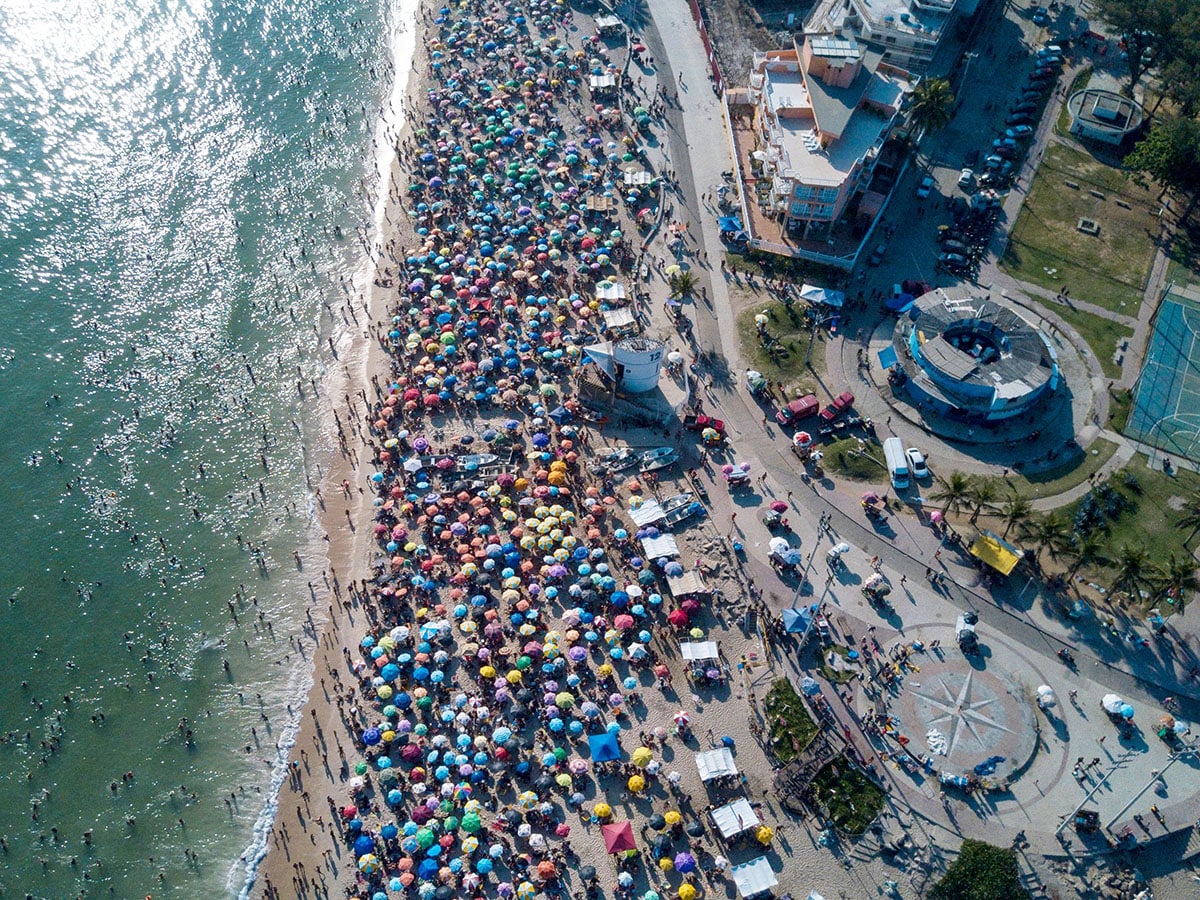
[639, 447, 679, 473]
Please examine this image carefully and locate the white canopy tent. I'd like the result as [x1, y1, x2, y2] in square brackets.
[665, 569, 708, 597]
[730, 857, 778, 898]
[628, 500, 666, 526]
[695, 746, 737, 781]
[640, 533, 679, 560]
[594, 281, 627, 301]
[679, 640, 719, 661]
[710, 798, 760, 839]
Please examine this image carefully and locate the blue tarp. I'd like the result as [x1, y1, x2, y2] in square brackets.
[717, 216, 744, 232]
[588, 732, 622, 762]
[877, 346, 898, 370]
[886, 292, 915, 311]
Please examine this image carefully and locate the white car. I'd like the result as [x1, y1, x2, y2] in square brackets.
[906, 448, 929, 479]
[957, 168, 975, 189]
[916, 175, 935, 198]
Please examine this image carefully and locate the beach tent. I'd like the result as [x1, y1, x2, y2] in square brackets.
[588, 732, 622, 762]
[781, 607, 812, 634]
[970, 531, 1022, 576]
[585, 195, 616, 213]
[628, 500, 666, 527]
[710, 797, 760, 839]
[665, 570, 708, 598]
[623, 170, 654, 187]
[602, 307, 637, 334]
[595, 282, 627, 301]
[877, 346, 899, 370]
[679, 641, 719, 662]
[595, 14, 622, 33]
[799, 284, 845, 308]
[640, 534, 679, 560]
[730, 857, 778, 898]
[695, 747, 737, 781]
[589, 73, 618, 90]
[717, 215, 744, 233]
[601, 821, 636, 853]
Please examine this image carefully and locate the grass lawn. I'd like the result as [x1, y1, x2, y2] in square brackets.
[1059, 460, 1200, 592]
[764, 678, 819, 764]
[735, 301, 822, 396]
[1008, 437, 1119, 501]
[1054, 68, 1093, 136]
[825, 436, 886, 482]
[810, 759, 886, 835]
[1001, 143, 1159, 314]
[1108, 388, 1132, 433]
[1049, 303, 1133, 380]
[817, 645, 859, 684]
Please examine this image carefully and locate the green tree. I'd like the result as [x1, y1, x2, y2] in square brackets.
[1149, 553, 1199, 612]
[928, 839, 1029, 900]
[999, 493, 1033, 538]
[1110, 543, 1150, 601]
[931, 472, 972, 518]
[1020, 512, 1071, 566]
[1124, 118, 1200, 222]
[1092, 0, 1174, 92]
[1176, 490, 1200, 549]
[908, 77, 955, 136]
[965, 477, 1000, 526]
[668, 270, 698, 299]
[1067, 530, 1110, 579]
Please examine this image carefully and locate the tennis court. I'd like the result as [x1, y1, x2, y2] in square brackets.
[1127, 284, 1200, 460]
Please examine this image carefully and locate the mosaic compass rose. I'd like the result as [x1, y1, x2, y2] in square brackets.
[911, 670, 1015, 758]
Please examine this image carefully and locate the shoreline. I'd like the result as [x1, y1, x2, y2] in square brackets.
[248, 0, 423, 895]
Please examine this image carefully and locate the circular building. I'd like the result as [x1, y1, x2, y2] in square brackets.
[1066, 88, 1144, 146]
[891, 290, 1059, 422]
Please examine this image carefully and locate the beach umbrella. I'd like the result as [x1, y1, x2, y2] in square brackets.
[601, 821, 635, 852]
[358, 854, 381, 874]
[631, 746, 653, 768]
[674, 852, 696, 873]
[678, 885, 697, 900]
[627, 774, 645, 792]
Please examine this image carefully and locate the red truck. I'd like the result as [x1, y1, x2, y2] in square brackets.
[818, 390, 855, 422]
[774, 394, 819, 426]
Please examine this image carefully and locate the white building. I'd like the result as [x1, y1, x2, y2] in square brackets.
[1067, 89, 1144, 146]
[745, 34, 912, 241]
[806, 0, 961, 73]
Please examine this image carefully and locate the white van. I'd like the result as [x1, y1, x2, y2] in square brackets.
[883, 437, 910, 489]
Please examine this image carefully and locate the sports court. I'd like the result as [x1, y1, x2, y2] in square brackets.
[1126, 283, 1200, 460]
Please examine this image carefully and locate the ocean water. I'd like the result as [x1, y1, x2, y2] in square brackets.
[0, 0, 409, 894]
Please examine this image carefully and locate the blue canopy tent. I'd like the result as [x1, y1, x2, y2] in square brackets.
[588, 732, 622, 762]
[716, 216, 743, 232]
[877, 346, 898, 370]
[781, 607, 812, 634]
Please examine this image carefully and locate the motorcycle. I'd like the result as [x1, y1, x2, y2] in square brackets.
[1057, 648, 1075, 667]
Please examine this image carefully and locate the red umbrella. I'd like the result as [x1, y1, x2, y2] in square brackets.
[601, 821, 636, 853]
[613, 614, 635, 630]
[770, 501, 787, 513]
[667, 609, 689, 626]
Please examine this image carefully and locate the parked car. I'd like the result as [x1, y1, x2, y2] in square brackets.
[957, 168, 976, 189]
[1013, 101, 1039, 114]
[1033, 65, 1058, 78]
[1006, 112, 1033, 125]
[963, 148, 980, 167]
[1007, 125, 1034, 139]
[818, 390, 855, 422]
[1032, 6, 1050, 24]
[916, 175, 935, 198]
[867, 243, 886, 266]
[941, 239, 970, 255]
[937, 252, 970, 272]
[984, 154, 1004, 170]
[906, 448, 929, 479]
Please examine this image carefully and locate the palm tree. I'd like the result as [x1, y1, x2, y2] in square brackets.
[1110, 544, 1149, 603]
[999, 493, 1033, 538]
[1177, 491, 1200, 549]
[931, 472, 972, 518]
[965, 477, 1000, 526]
[908, 78, 955, 136]
[1149, 554, 1200, 613]
[668, 270, 698, 299]
[1066, 531, 1109, 579]
[1020, 512, 1071, 566]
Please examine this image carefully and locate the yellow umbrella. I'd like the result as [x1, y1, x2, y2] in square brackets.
[506, 670, 523, 684]
[593, 802, 612, 819]
[631, 747, 653, 768]
[658, 857, 674, 872]
[663, 810, 682, 825]
[678, 885, 696, 900]
[755, 825, 774, 844]
[627, 775, 645, 793]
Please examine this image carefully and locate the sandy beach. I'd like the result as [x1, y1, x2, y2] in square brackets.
[251, 2, 944, 900]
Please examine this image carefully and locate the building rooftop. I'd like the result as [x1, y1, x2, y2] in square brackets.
[1067, 88, 1144, 135]
[810, 0, 953, 42]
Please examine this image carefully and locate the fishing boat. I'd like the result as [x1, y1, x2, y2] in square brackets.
[596, 447, 641, 473]
[455, 453, 499, 471]
[662, 494, 702, 526]
[639, 446, 679, 473]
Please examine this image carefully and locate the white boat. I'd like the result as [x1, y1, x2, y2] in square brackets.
[662, 493, 702, 526]
[639, 447, 679, 473]
[599, 447, 641, 472]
